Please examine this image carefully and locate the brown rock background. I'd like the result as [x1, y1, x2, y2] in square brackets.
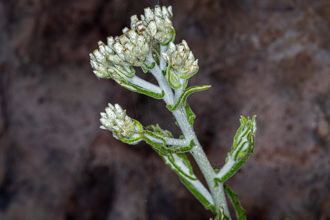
[0, 0, 329, 219]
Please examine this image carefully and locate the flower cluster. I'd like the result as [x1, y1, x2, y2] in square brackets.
[90, 5, 174, 79]
[163, 40, 199, 79]
[89, 33, 149, 79]
[100, 103, 141, 139]
[133, 5, 174, 44]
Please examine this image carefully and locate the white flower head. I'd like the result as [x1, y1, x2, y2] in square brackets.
[131, 5, 174, 44]
[90, 5, 175, 79]
[89, 48, 109, 78]
[100, 103, 142, 139]
[162, 40, 199, 78]
[89, 42, 131, 80]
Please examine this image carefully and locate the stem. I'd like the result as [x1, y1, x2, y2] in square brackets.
[172, 107, 231, 218]
[147, 53, 231, 218]
[147, 53, 174, 105]
[129, 75, 162, 94]
[143, 132, 190, 146]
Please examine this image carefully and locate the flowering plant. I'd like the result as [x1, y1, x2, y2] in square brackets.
[90, 5, 256, 219]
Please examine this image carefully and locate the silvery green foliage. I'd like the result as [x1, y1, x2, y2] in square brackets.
[90, 5, 256, 220]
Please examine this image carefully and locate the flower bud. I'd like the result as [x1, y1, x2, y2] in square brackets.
[131, 5, 174, 44]
[100, 103, 142, 139]
[162, 40, 199, 79]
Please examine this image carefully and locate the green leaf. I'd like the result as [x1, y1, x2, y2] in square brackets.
[167, 85, 211, 111]
[142, 124, 216, 214]
[142, 128, 193, 154]
[120, 135, 143, 144]
[166, 65, 182, 89]
[224, 184, 246, 220]
[182, 79, 189, 90]
[167, 153, 197, 180]
[141, 64, 148, 73]
[211, 206, 230, 220]
[113, 65, 135, 78]
[160, 153, 216, 214]
[180, 66, 199, 80]
[152, 49, 160, 65]
[143, 134, 169, 156]
[185, 103, 196, 126]
[119, 81, 165, 99]
[143, 61, 155, 70]
[146, 124, 173, 137]
[178, 174, 216, 214]
[164, 142, 194, 154]
[215, 115, 257, 183]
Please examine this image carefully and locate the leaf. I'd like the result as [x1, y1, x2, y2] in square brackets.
[180, 65, 199, 80]
[119, 81, 165, 99]
[160, 153, 216, 214]
[142, 129, 193, 154]
[224, 184, 246, 220]
[166, 65, 182, 89]
[167, 85, 211, 111]
[113, 65, 135, 78]
[185, 103, 196, 126]
[143, 61, 155, 70]
[211, 206, 230, 220]
[152, 49, 160, 65]
[146, 124, 173, 137]
[142, 131, 169, 156]
[178, 174, 216, 214]
[215, 116, 257, 183]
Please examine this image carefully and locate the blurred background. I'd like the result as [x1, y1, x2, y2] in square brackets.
[0, 0, 329, 219]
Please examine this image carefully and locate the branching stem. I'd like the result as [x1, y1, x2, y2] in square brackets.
[172, 107, 231, 218]
[148, 54, 231, 218]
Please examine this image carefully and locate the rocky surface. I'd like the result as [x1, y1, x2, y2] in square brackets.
[0, 0, 329, 219]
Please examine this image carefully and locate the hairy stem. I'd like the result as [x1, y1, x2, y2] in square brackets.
[129, 75, 162, 93]
[172, 107, 231, 218]
[148, 54, 231, 218]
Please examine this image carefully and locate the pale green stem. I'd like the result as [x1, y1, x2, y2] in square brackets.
[172, 106, 231, 218]
[129, 75, 162, 94]
[147, 50, 231, 218]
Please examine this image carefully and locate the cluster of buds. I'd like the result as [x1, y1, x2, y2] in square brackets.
[89, 43, 111, 79]
[100, 103, 141, 139]
[163, 40, 199, 79]
[90, 33, 149, 79]
[133, 5, 174, 44]
[90, 5, 175, 79]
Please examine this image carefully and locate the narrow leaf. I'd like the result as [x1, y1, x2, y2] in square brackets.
[215, 116, 257, 183]
[167, 85, 211, 111]
[224, 184, 246, 220]
[160, 153, 216, 214]
[185, 103, 196, 126]
[120, 81, 165, 99]
[161, 27, 176, 46]
[166, 65, 181, 89]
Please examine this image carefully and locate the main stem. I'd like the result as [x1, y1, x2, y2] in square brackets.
[172, 107, 231, 218]
[149, 51, 230, 217]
